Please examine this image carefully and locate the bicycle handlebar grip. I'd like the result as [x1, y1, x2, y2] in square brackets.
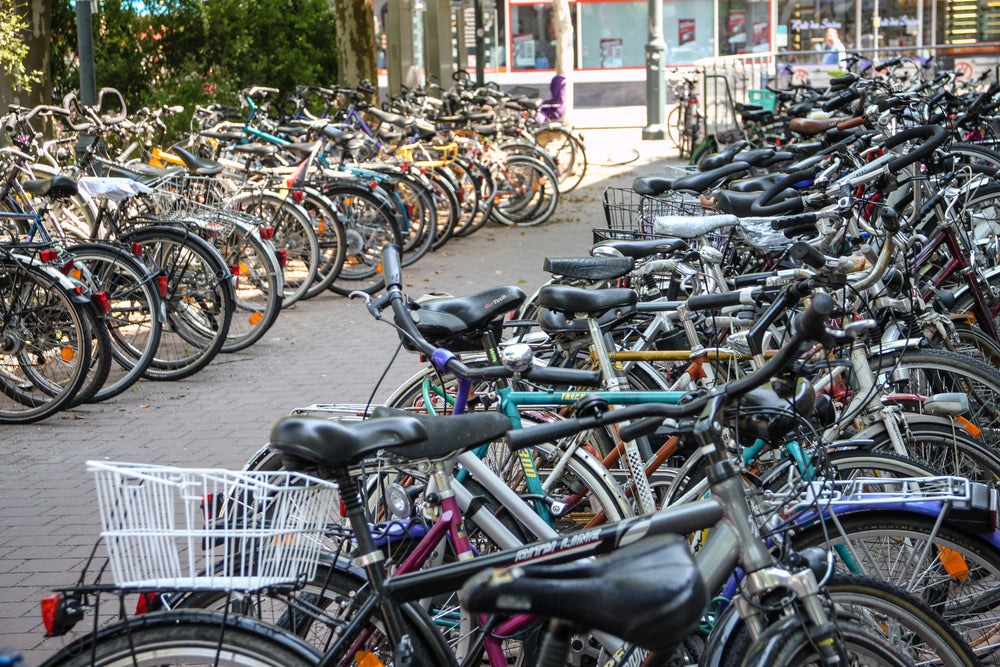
[794, 292, 835, 342]
[522, 366, 603, 387]
[381, 244, 403, 290]
[750, 168, 814, 216]
[884, 125, 949, 172]
[789, 242, 827, 270]
[821, 88, 860, 113]
[618, 416, 664, 443]
[770, 213, 819, 231]
[686, 289, 757, 311]
[507, 418, 591, 450]
[829, 73, 858, 87]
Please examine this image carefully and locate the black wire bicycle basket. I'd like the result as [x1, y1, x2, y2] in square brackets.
[596, 186, 721, 244]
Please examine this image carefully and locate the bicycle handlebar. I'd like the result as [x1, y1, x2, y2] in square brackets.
[507, 293, 836, 449]
[377, 245, 603, 387]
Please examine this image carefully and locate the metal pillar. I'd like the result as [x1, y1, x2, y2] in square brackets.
[643, 0, 668, 139]
[386, 0, 415, 97]
[75, 0, 97, 105]
[474, 0, 486, 85]
[424, 0, 454, 89]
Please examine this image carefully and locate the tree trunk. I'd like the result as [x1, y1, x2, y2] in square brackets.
[0, 0, 51, 110]
[551, 0, 573, 122]
[333, 0, 379, 104]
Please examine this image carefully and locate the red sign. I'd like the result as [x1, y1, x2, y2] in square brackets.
[679, 19, 696, 45]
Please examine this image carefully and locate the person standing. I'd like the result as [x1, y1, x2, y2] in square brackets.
[823, 27, 846, 67]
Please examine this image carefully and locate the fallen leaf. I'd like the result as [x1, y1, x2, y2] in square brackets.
[140, 404, 151, 408]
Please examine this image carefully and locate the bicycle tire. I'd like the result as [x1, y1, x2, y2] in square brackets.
[869, 347, 1000, 472]
[490, 156, 560, 227]
[743, 619, 912, 667]
[324, 184, 404, 296]
[124, 226, 234, 381]
[446, 160, 482, 237]
[709, 573, 978, 667]
[454, 159, 496, 238]
[298, 188, 347, 300]
[393, 173, 436, 267]
[216, 226, 283, 352]
[228, 192, 319, 308]
[65, 243, 162, 402]
[40, 610, 321, 667]
[666, 104, 683, 150]
[533, 126, 580, 192]
[428, 170, 461, 251]
[791, 511, 1000, 658]
[0, 258, 92, 422]
[70, 300, 113, 405]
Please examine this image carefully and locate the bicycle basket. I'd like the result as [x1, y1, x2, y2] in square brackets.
[89, 460, 340, 591]
[598, 186, 719, 243]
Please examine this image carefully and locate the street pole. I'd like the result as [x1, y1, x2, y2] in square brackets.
[75, 0, 97, 158]
[643, 0, 668, 140]
[474, 0, 485, 85]
[75, 0, 97, 105]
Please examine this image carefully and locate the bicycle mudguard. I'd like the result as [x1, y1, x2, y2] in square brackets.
[42, 610, 323, 664]
[738, 614, 808, 667]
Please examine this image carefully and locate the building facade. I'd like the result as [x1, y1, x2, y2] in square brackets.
[375, 0, 1000, 103]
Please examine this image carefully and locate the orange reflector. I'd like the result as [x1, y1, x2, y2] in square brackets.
[317, 220, 325, 234]
[938, 547, 970, 581]
[70, 269, 82, 280]
[60, 347, 75, 362]
[955, 416, 981, 438]
[249, 312, 263, 325]
[355, 651, 385, 667]
[239, 262, 250, 276]
[376, 262, 383, 274]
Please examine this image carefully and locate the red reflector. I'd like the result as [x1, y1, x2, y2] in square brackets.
[74, 285, 83, 295]
[401, 162, 410, 170]
[41, 594, 60, 635]
[131, 242, 143, 258]
[60, 259, 74, 275]
[95, 291, 110, 314]
[135, 592, 158, 615]
[259, 226, 274, 240]
[157, 275, 169, 298]
[292, 190, 304, 203]
[277, 248, 287, 268]
[230, 265, 240, 289]
[40, 249, 58, 263]
[369, 181, 378, 190]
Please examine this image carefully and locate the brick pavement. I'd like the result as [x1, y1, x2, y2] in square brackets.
[0, 128, 680, 661]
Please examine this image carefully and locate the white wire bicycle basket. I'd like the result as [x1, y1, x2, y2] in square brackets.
[88, 460, 340, 591]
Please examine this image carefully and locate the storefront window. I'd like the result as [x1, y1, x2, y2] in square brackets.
[719, 0, 772, 55]
[510, 3, 566, 70]
[577, 0, 713, 68]
[777, 0, 856, 58]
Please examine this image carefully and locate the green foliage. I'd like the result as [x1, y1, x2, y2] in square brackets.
[1, 1, 41, 92]
[49, 0, 339, 142]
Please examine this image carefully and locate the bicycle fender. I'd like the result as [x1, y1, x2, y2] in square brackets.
[700, 602, 744, 667]
[401, 601, 460, 666]
[739, 614, 804, 667]
[950, 263, 1000, 306]
[43, 609, 323, 664]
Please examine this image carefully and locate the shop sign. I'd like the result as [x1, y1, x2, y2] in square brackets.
[789, 18, 841, 30]
[600, 38, 623, 67]
[679, 19, 696, 45]
[513, 33, 535, 67]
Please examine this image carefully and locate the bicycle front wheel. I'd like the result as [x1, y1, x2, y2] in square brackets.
[743, 621, 912, 667]
[41, 610, 321, 667]
[792, 511, 1000, 659]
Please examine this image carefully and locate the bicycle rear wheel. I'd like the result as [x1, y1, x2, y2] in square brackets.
[41, 610, 321, 667]
[0, 258, 92, 422]
[124, 226, 234, 381]
[65, 243, 162, 402]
